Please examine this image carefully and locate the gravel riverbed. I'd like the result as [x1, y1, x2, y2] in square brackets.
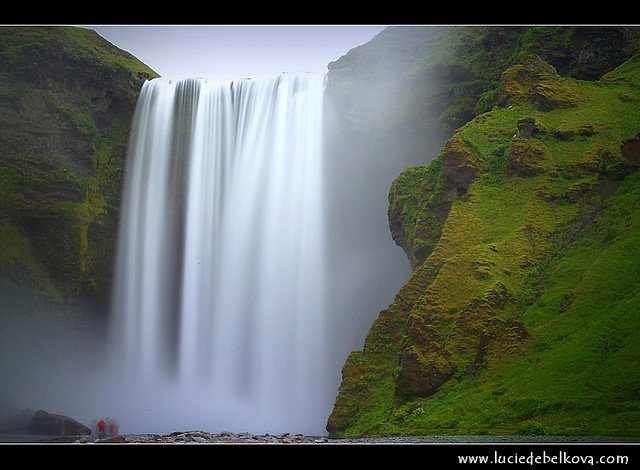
[30, 431, 640, 444]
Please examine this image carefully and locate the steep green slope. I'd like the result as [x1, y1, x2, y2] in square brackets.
[322, 28, 640, 369]
[0, 26, 157, 312]
[327, 53, 640, 437]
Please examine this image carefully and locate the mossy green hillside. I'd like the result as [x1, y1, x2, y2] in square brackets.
[327, 26, 640, 147]
[61, 27, 157, 79]
[0, 26, 157, 310]
[328, 55, 640, 437]
[0, 26, 156, 82]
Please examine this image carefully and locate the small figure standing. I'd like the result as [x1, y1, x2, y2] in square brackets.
[97, 419, 106, 438]
[107, 417, 119, 436]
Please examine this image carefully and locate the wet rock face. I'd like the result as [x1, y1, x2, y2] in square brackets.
[27, 410, 91, 436]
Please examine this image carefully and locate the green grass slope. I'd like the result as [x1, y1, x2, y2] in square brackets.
[327, 53, 640, 437]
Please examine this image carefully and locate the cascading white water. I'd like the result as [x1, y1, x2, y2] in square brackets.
[109, 74, 329, 435]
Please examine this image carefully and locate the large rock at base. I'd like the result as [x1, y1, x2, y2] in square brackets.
[27, 410, 91, 436]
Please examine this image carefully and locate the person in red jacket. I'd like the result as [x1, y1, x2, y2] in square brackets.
[97, 419, 106, 438]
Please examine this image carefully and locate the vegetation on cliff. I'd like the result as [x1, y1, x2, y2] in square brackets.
[328, 45, 640, 437]
[327, 26, 639, 143]
[0, 26, 157, 313]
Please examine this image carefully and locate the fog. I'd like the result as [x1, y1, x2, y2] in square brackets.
[322, 93, 428, 390]
[0, 293, 108, 432]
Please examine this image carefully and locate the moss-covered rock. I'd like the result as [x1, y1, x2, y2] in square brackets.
[506, 136, 551, 177]
[388, 158, 451, 270]
[396, 315, 457, 398]
[0, 27, 158, 312]
[441, 138, 479, 192]
[470, 318, 531, 375]
[554, 123, 598, 141]
[516, 117, 546, 139]
[496, 55, 578, 110]
[328, 53, 640, 437]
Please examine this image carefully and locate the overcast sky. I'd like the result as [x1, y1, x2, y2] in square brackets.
[86, 26, 386, 81]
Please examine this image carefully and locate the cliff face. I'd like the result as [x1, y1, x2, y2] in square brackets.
[326, 26, 640, 270]
[0, 27, 157, 313]
[328, 31, 640, 437]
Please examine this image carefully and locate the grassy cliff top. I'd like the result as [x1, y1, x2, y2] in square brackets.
[0, 26, 158, 81]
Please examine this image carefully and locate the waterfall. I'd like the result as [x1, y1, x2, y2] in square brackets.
[109, 74, 329, 435]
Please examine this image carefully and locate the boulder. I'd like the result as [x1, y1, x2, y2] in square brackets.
[506, 137, 550, 177]
[27, 410, 91, 436]
[441, 138, 478, 192]
[516, 117, 546, 139]
[496, 55, 578, 111]
[396, 315, 457, 398]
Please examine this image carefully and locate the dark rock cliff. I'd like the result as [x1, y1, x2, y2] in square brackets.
[0, 26, 157, 313]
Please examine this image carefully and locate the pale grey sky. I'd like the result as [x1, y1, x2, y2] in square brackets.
[87, 25, 386, 81]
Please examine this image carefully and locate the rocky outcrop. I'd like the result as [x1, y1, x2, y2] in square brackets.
[554, 124, 598, 141]
[506, 137, 551, 177]
[496, 55, 578, 110]
[516, 117, 546, 139]
[396, 315, 457, 398]
[388, 137, 480, 271]
[470, 318, 531, 374]
[27, 410, 91, 436]
[388, 160, 451, 270]
[0, 27, 157, 311]
[441, 138, 478, 193]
